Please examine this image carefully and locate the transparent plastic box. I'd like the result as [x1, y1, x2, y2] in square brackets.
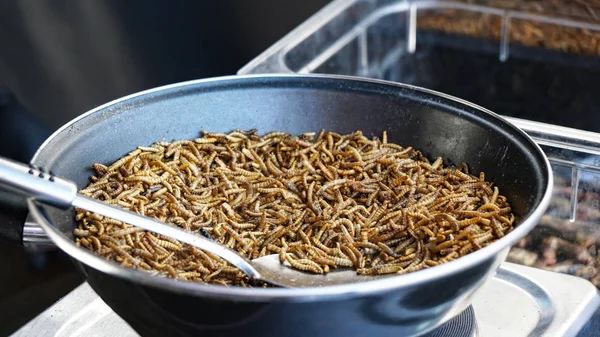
[239, 0, 600, 288]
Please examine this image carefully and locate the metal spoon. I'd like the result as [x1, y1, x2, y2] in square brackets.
[0, 157, 384, 287]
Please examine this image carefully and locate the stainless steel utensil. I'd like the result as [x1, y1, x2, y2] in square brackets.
[0, 156, 384, 288]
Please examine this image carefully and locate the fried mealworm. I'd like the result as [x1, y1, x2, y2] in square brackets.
[75, 130, 514, 286]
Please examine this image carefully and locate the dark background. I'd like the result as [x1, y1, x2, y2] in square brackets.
[0, 1, 328, 335]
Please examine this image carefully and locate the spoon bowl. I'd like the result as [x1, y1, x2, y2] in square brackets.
[251, 254, 387, 287]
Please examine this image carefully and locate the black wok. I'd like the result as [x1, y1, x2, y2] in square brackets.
[2, 75, 552, 337]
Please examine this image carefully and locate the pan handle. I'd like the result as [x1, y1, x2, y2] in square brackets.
[23, 213, 56, 251]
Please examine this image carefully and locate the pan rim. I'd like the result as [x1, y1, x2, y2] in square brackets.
[30, 73, 553, 301]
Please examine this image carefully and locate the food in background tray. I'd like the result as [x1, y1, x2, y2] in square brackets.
[507, 174, 600, 288]
[417, 0, 600, 56]
[73, 130, 515, 286]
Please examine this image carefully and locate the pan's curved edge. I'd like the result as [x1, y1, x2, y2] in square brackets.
[28, 74, 553, 302]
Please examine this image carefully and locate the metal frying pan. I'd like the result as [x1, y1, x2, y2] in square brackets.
[0, 74, 552, 337]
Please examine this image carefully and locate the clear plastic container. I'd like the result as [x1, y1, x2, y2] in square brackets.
[240, 0, 600, 288]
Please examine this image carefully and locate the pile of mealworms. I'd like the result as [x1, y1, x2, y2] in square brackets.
[74, 130, 515, 287]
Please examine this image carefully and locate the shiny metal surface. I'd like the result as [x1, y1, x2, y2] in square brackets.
[12, 263, 598, 337]
[23, 74, 552, 336]
[0, 157, 77, 208]
[23, 213, 58, 251]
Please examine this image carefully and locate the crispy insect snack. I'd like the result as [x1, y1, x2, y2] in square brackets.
[75, 130, 515, 287]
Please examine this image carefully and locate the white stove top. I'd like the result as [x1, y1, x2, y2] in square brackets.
[11, 263, 600, 337]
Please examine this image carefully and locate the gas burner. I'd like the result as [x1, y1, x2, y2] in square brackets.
[423, 306, 477, 337]
[11, 263, 600, 337]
